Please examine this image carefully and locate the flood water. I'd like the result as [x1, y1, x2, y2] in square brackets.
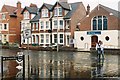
[0, 49, 120, 79]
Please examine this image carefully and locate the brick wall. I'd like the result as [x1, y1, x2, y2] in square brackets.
[70, 3, 86, 38]
[79, 6, 120, 31]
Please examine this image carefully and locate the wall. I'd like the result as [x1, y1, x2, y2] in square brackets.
[79, 6, 119, 31]
[70, 3, 86, 38]
[74, 30, 119, 50]
[118, 30, 120, 48]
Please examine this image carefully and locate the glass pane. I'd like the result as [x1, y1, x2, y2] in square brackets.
[98, 18, 102, 30]
[93, 20, 97, 30]
[60, 20, 63, 29]
[60, 34, 63, 38]
[103, 18, 107, 30]
[59, 8, 62, 16]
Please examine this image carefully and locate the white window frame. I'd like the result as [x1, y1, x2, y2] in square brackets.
[24, 11, 29, 19]
[54, 7, 62, 16]
[40, 21, 44, 30]
[54, 20, 58, 29]
[46, 34, 49, 44]
[36, 22, 39, 30]
[42, 9, 48, 17]
[40, 34, 44, 44]
[46, 21, 49, 29]
[59, 34, 64, 44]
[53, 34, 57, 44]
[36, 35, 39, 44]
[59, 20, 63, 29]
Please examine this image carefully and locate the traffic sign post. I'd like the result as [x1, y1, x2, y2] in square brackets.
[1, 52, 25, 79]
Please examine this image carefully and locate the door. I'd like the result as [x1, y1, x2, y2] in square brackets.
[91, 35, 98, 47]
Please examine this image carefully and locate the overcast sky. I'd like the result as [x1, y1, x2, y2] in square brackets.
[0, 0, 119, 11]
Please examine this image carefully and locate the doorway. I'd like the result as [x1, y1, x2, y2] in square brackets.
[91, 35, 98, 47]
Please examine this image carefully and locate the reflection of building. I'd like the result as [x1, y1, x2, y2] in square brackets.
[75, 4, 120, 51]
[0, 2, 23, 45]
[21, 0, 86, 48]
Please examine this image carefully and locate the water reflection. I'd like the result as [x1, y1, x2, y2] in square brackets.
[0, 49, 119, 79]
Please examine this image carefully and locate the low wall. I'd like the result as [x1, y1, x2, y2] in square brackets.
[90, 48, 120, 54]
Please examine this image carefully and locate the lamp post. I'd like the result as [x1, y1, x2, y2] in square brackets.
[23, 29, 31, 79]
[57, 0, 59, 52]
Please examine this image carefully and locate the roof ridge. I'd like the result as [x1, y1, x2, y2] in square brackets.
[4, 4, 17, 8]
[68, 2, 82, 4]
[44, 3, 53, 6]
[99, 4, 118, 12]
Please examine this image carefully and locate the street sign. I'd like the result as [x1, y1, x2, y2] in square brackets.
[1, 55, 25, 80]
[23, 29, 31, 39]
[2, 56, 17, 61]
[87, 31, 101, 35]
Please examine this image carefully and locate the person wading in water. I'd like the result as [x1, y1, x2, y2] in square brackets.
[96, 40, 104, 62]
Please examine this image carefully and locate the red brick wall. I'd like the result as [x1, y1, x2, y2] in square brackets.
[79, 6, 120, 31]
[1, 5, 23, 44]
[70, 3, 86, 38]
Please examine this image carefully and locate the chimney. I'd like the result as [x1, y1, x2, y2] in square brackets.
[17, 1, 21, 9]
[30, 3, 37, 8]
[59, 0, 68, 3]
[86, 4, 90, 15]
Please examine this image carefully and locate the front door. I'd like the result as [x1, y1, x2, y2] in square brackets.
[91, 35, 98, 47]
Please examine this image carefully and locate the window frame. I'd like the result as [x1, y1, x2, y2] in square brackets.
[40, 21, 44, 30]
[60, 34, 63, 43]
[24, 11, 29, 19]
[42, 9, 48, 17]
[40, 34, 44, 44]
[91, 16, 108, 30]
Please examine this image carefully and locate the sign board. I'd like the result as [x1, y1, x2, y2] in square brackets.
[87, 31, 101, 35]
[23, 29, 31, 39]
[16, 52, 23, 63]
[2, 56, 17, 61]
[1, 55, 25, 79]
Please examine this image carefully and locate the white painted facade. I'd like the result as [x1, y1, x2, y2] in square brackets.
[21, 10, 36, 45]
[74, 30, 120, 51]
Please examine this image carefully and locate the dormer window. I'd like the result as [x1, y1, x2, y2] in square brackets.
[42, 9, 48, 17]
[54, 7, 62, 16]
[24, 11, 29, 19]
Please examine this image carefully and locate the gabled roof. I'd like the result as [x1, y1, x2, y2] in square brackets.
[78, 4, 120, 26]
[52, 2, 70, 10]
[30, 13, 40, 22]
[64, 2, 82, 19]
[21, 6, 38, 14]
[39, 3, 53, 11]
[2, 5, 17, 15]
[99, 4, 120, 18]
[59, 2, 70, 10]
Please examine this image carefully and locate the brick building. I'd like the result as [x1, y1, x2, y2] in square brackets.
[74, 4, 120, 51]
[21, 3, 38, 46]
[21, 0, 86, 48]
[0, 1, 23, 45]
